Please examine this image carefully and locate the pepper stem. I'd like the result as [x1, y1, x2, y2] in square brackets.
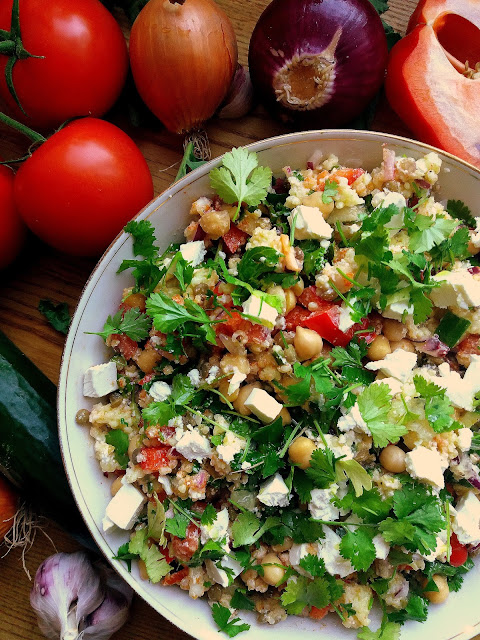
[0, 111, 46, 143]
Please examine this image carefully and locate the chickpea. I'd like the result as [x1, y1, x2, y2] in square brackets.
[291, 278, 305, 297]
[261, 553, 285, 586]
[138, 559, 149, 581]
[218, 378, 240, 404]
[220, 353, 250, 375]
[390, 339, 416, 353]
[424, 574, 449, 604]
[367, 335, 391, 361]
[294, 327, 323, 361]
[271, 537, 293, 552]
[199, 209, 231, 240]
[75, 409, 90, 425]
[233, 383, 261, 415]
[379, 445, 406, 473]
[284, 289, 297, 314]
[288, 436, 316, 469]
[280, 407, 292, 426]
[382, 318, 407, 342]
[110, 476, 124, 497]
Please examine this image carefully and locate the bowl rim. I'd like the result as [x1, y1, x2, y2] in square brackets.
[58, 127, 480, 640]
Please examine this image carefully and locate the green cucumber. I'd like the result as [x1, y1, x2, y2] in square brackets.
[436, 311, 471, 348]
[0, 330, 94, 549]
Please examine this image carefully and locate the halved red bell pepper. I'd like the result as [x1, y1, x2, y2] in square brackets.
[385, 0, 480, 168]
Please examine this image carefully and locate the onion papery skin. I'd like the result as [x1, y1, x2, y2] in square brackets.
[0, 474, 19, 541]
[248, 0, 388, 128]
[129, 0, 238, 135]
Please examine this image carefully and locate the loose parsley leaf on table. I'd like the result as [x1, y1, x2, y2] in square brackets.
[211, 603, 250, 638]
[209, 147, 272, 221]
[87, 307, 151, 342]
[357, 383, 407, 447]
[38, 299, 71, 334]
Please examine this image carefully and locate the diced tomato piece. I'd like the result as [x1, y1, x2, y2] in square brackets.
[303, 307, 355, 347]
[216, 310, 270, 344]
[332, 168, 365, 185]
[112, 333, 138, 360]
[215, 310, 243, 336]
[284, 305, 312, 331]
[449, 533, 468, 567]
[309, 605, 330, 620]
[222, 225, 249, 254]
[159, 545, 175, 564]
[139, 445, 175, 472]
[139, 372, 155, 386]
[297, 286, 334, 312]
[456, 333, 480, 355]
[170, 523, 200, 562]
[158, 425, 176, 441]
[162, 566, 189, 585]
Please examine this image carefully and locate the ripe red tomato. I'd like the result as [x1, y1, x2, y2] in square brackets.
[449, 532, 468, 567]
[0, 164, 25, 269]
[14, 118, 154, 256]
[0, 0, 128, 130]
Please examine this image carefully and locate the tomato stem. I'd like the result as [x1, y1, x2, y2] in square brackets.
[0, 111, 45, 144]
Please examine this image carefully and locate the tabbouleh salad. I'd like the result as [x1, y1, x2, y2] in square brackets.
[78, 145, 480, 639]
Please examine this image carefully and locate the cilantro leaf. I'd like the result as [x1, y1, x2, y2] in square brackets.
[38, 299, 71, 335]
[231, 512, 280, 547]
[173, 254, 194, 292]
[339, 527, 376, 571]
[200, 504, 217, 526]
[211, 603, 250, 638]
[105, 429, 129, 469]
[237, 247, 281, 287]
[306, 447, 338, 488]
[281, 575, 337, 615]
[230, 590, 255, 611]
[293, 469, 315, 503]
[113, 542, 138, 572]
[446, 199, 476, 228]
[118, 221, 166, 294]
[413, 376, 461, 433]
[88, 307, 151, 342]
[298, 240, 327, 279]
[146, 291, 217, 344]
[299, 553, 326, 577]
[124, 219, 159, 259]
[408, 214, 457, 254]
[357, 383, 407, 447]
[339, 487, 392, 524]
[164, 511, 189, 538]
[357, 622, 401, 640]
[209, 148, 272, 221]
[388, 594, 428, 624]
[322, 179, 338, 204]
[128, 528, 171, 582]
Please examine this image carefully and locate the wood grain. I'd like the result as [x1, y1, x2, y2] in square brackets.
[1, 1, 478, 640]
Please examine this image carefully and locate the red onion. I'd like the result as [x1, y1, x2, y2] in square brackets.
[383, 146, 396, 181]
[417, 335, 450, 358]
[248, 0, 388, 128]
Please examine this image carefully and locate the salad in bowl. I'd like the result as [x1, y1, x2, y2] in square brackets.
[75, 141, 480, 639]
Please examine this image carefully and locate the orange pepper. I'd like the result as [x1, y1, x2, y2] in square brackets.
[385, 0, 480, 168]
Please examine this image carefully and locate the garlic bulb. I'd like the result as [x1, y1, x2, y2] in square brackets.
[30, 551, 133, 640]
[217, 65, 255, 120]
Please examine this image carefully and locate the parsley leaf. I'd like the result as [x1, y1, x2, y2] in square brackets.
[173, 254, 194, 292]
[388, 594, 428, 624]
[146, 292, 217, 344]
[128, 528, 171, 582]
[209, 147, 272, 221]
[357, 622, 401, 640]
[236, 247, 281, 287]
[230, 590, 255, 611]
[298, 239, 327, 279]
[413, 376, 462, 433]
[38, 299, 71, 335]
[118, 220, 165, 293]
[306, 447, 339, 488]
[446, 199, 476, 228]
[299, 553, 326, 577]
[340, 527, 377, 571]
[336, 459, 373, 497]
[211, 604, 250, 638]
[200, 504, 217, 526]
[281, 575, 340, 615]
[105, 429, 129, 469]
[124, 219, 158, 259]
[408, 214, 457, 254]
[322, 179, 338, 204]
[231, 512, 280, 547]
[164, 511, 190, 538]
[88, 307, 151, 342]
[357, 383, 407, 447]
[338, 487, 392, 524]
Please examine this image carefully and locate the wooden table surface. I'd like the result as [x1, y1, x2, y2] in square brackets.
[3, 1, 477, 639]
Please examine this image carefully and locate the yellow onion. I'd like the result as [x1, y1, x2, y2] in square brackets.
[129, 0, 238, 134]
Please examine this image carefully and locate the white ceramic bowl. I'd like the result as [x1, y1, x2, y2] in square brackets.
[59, 130, 480, 640]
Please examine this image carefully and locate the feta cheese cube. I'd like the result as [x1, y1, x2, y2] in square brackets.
[200, 508, 229, 544]
[308, 486, 340, 521]
[372, 534, 390, 560]
[179, 240, 206, 266]
[319, 526, 354, 578]
[365, 350, 417, 383]
[83, 362, 118, 398]
[242, 294, 278, 328]
[337, 402, 370, 435]
[382, 299, 414, 322]
[175, 430, 211, 462]
[244, 388, 282, 423]
[430, 270, 480, 310]
[102, 515, 117, 534]
[405, 446, 446, 489]
[105, 483, 146, 530]
[257, 473, 290, 507]
[216, 431, 246, 464]
[149, 381, 172, 402]
[457, 428, 473, 452]
[288, 205, 333, 241]
[227, 368, 247, 395]
[157, 475, 173, 496]
[289, 542, 320, 577]
[453, 491, 480, 545]
[187, 368, 201, 387]
[418, 355, 480, 411]
[205, 556, 243, 588]
[337, 303, 356, 333]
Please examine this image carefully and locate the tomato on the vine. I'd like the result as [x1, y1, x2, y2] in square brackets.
[0, 0, 128, 130]
[0, 163, 25, 269]
[14, 118, 154, 256]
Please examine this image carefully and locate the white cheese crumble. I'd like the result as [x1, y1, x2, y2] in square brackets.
[179, 240, 206, 266]
[452, 492, 480, 545]
[288, 205, 333, 241]
[430, 270, 480, 310]
[244, 388, 283, 423]
[175, 430, 211, 462]
[83, 362, 118, 398]
[200, 508, 229, 544]
[242, 294, 278, 328]
[365, 350, 417, 383]
[257, 473, 291, 507]
[405, 446, 446, 489]
[149, 381, 172, 402]
[216, 431, 246, 464]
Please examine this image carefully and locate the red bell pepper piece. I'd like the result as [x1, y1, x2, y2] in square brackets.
[222, 224, 249, 254]
[162, 566, 189, 585]
[385, 0, 480, 168]
[284, 306, 312, 331]
[111, 333, 138, 360]
[449, 532, 469, 567]
[138, 445, 176, 471]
